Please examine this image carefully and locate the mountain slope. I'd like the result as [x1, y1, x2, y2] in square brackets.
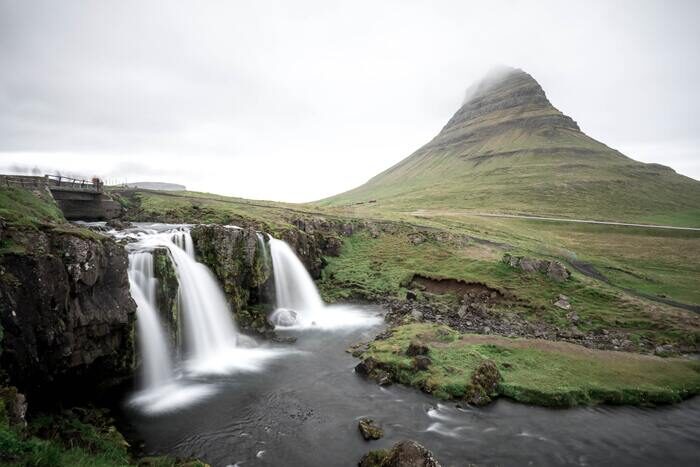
[319, 68, 700, 226]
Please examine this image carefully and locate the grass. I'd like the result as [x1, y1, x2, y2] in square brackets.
[361, 323, 700, 406]
[0, 402, 130, 467]
[0, 187, 64, 228]
[320, 231, 700, 348]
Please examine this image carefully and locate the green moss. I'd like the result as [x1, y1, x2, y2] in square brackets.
[361, 323, 700, 407]
[152, 248, 180, 346]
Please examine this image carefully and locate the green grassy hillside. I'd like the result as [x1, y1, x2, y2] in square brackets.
[319, 68, 700, 226]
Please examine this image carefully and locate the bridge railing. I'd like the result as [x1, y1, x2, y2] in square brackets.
[45, 174, 103, 192]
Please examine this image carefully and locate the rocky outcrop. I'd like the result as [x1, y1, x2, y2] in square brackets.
[152, 248, 180, 348]
[359, 440, 441, 467]
[190, 225, 272, 332]
[0, 227, 135, 402]
[279, 217, 353, 278]
[502, 253, 570, 282]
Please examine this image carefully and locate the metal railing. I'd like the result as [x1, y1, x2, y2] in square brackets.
[45, 174, 103, 192]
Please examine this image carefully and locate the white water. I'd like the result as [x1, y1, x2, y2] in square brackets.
[268, 237, 381, 330]
[120, 224, 283, 413]
[127, 252, 173, 389]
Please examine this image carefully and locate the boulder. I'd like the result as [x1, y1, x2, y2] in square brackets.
[358, 417, 384, 440]
[554, 294, 571, 310]
[502, 254, 570, 282]
[463, 360, 501, 406]
[269, 308, 298, 327]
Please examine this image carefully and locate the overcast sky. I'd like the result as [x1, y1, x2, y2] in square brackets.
[1, 0, 698, 202]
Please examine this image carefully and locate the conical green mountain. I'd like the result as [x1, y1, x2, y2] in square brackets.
[320, 68, 700, 225]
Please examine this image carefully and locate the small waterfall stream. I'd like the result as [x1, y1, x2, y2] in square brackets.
[268, 237, 380, 330]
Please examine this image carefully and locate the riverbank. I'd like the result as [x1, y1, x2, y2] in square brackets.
[355, 323, 700, 407]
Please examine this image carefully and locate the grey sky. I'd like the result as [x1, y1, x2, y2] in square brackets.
[1, 0, 698, 202]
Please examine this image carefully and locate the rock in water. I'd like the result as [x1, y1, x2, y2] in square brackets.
[359, 440, 441, 467]
[358, 417, 384, 440]
[269, 308, 298, 327]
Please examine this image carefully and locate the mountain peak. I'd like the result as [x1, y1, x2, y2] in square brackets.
[438, 67, 579, 142]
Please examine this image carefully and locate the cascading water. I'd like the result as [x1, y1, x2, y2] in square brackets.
[166, 239, 240, 364]
[119, 223, 282, 413]
[268, 237, 381, 330]
[269, 238, 324, 312]
[127, 252, 173, 389]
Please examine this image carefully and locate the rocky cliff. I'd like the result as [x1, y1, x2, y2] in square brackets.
[0, 225, 135, 403]
[190, 225, 273, 332]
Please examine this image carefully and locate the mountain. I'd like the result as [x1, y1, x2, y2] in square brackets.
[319, 67, 700, 225]
[125, 182, 186, 191]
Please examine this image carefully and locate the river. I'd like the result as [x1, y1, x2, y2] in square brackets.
[125, 305, 700, 466]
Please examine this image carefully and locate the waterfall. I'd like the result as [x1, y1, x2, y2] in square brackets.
[268, 237, 381, 330]
[269, 238, 323, 311]
[166, 238, 240, 359]
[119, 223, 284, 413]
[127, 251, 174, 389]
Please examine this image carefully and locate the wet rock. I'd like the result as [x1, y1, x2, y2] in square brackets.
[406, 340, 429, 357]
[375, 370, 393, 386]
[410, 310, 424, 321]
[358, 417, 384, 440]
[412, 355, 432, 371]
[355, 357, 379, 376]
[463, 360, 501, 406]
[359, 440, 442, 467]
[269, 308, 298, 327]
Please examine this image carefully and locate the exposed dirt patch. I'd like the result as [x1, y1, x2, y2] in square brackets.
[410, 274, 507, 300]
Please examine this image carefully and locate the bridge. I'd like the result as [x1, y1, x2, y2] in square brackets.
[0, 174, 121, 220]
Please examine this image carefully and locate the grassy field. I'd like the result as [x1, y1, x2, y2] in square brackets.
[360, 323, 700, 406]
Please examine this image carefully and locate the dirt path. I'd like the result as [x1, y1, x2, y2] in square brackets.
[471, 212, 700, 231]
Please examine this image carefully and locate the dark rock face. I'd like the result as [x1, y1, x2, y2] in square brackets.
[152, 248, 180, 349]
[190, 225, 272, 332]
[0, 228, 135, 402]
[359, 440, 441, 467]
[358, 417, 383, 440]
[502, 253, 570, 282]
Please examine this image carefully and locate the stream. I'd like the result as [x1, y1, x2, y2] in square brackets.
[125, 308, 700, 467]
